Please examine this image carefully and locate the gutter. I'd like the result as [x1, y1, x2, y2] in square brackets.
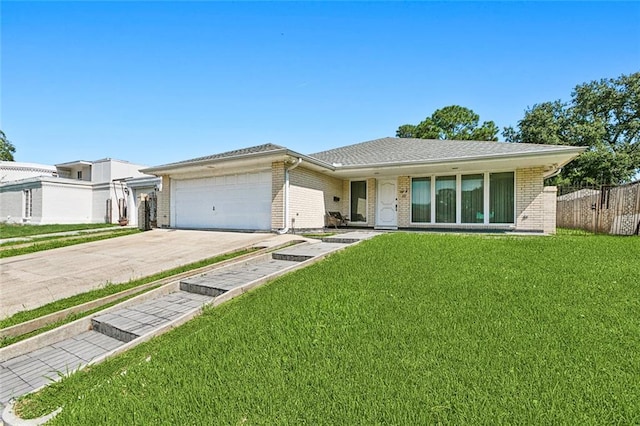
[277, 158, 303, 234]
[141, 149, 334, 175]
[544, 167, 563, 179]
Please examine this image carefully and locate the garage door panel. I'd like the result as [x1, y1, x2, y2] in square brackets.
[174, 172, 271, 230]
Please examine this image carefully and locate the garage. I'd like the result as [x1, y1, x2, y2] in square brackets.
[171, 171, 271, 230]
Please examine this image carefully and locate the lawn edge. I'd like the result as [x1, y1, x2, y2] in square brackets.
[6, 238, 358, 423]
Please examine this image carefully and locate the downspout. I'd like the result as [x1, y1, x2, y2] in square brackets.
[277, 158, 303, 234]
[545, 167, 563, 180]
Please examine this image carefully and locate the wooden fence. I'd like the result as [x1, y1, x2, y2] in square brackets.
[557, 181, 640, 235]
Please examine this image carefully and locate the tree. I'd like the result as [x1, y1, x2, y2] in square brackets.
[0, 130, 16, 161]
[397, 105, 499, 141]
[504, 72, 640, 185]
[396, 124, 418, 138]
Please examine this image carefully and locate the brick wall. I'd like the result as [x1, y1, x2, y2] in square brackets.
[289, 167, 343, 230]
[516, 167, 545, 232]
[341, 180, 350, 219]
[397, 176, 410, 227]
[157, 175, 171, 228]
[271, 161, 285, 230]
[543, 186, 557, 234]
[366, 178, 376, 226]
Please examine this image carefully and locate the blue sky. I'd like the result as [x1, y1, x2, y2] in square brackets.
[2, 1, 639, 167]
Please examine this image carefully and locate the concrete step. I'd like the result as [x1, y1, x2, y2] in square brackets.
[321, 231, 381, 244]
[91, 292, 212, 342]
[180, 257, 298, 296]
[271, 242, 346, 262]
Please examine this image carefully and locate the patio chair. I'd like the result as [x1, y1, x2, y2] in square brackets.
[326, 211, 348, 229]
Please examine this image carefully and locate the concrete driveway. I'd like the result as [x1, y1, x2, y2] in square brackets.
[0, 229, 300, 319]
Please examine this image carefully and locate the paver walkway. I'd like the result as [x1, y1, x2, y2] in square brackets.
[1, 331, 123, 403]
[0, 229, 299, 319]
[0, 232, 381, 416]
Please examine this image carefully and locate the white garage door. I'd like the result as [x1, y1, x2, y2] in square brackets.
[172, 171, 271, 230]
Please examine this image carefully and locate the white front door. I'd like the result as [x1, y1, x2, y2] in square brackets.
[376, 179, 397, 228]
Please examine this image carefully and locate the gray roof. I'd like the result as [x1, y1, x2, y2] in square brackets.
[310, 137, 584, 167]
[154, 143, 287, 168]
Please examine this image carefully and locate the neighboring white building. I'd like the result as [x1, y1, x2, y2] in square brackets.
[0, 158, 160, 226]
[0, 161, 57, 183]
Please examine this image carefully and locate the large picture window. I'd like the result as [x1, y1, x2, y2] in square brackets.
[461, 174, 484, 223]
[435, 176, 456, 223]
[410, 171, 515, 225]
[350, 180, 367, 222]
[490, 172, 515, 223]
[411, 177, 431, 223]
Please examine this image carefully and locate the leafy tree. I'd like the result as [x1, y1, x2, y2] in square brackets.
[0, 130, 16, 161]
[397, 105, 499, 141]
[504, 72, 640, 185]
[396, 124, 418, 138]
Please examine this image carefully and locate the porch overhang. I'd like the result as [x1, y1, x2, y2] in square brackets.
[324, 148, 586, 179]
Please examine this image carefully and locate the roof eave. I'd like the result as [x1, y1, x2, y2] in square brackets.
[142, 148, 335, 175]
[332, 147, 587, 171]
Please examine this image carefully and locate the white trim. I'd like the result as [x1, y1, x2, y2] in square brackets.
[455, 175, 462, 224]
[483, 173, 490, 225]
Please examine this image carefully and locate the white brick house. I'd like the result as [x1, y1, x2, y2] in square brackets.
[143, 138, 585, 234]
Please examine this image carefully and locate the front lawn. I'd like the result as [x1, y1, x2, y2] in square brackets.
[0, 223, 118, 239]
[0, 228, 140, 258]
[17, 233, 640, 424]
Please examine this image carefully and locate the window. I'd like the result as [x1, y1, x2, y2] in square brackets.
[461, 174, 484, 223]
[410, 171, 515, 225]
[24, 189, 33, 218]
[435, 176, 456, 223]
[490, 172, 515, 223]
[411, 177, 431, 223]
[77, 171, 83, 180]
[350, 181, 367, 222]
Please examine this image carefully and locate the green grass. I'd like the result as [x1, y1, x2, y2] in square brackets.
[0, 229, 140, 258]
[0, 247, 260, 336]
[16, 233, 640, 424]
[0, 288, 159, 348]
[0, 223, 118, 239]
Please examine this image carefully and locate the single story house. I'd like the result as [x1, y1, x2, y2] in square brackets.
[0, 158, 160, 226]
[142, 137, 585, 234]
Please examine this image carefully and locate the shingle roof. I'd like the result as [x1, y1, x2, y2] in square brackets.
[309, 137, 583, 166]
[154, 143, 287, 168]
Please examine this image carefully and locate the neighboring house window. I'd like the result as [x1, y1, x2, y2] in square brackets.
[461, 174, 484, 223]
[490, 172, 515, 223]
[411, 172, 515, 225]
[24, 189, 33, 218]
[77, 171, 83, 180]
[350, 180, 367, 222]
[411, 177, 431, 223]
[435, 176, 456, 223]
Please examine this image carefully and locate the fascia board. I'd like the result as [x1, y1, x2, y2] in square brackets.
[333, 147, 587, 171]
